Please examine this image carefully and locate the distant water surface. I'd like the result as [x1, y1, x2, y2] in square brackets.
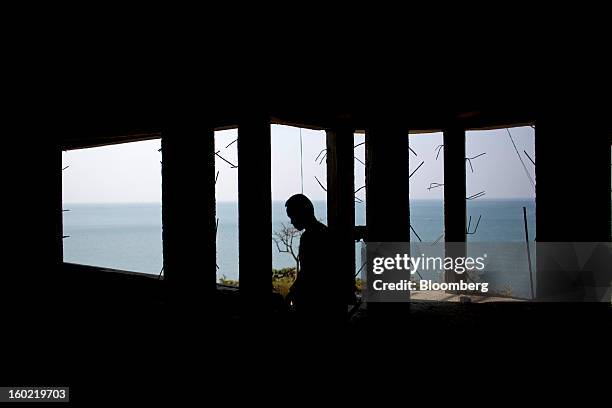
[63, 199, 536, 298]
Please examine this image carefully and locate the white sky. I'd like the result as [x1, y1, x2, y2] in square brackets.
[62, 125, 535, 203]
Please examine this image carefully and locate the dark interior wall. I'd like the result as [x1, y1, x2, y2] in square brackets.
[443, 129, 467, 243]
[237, 116, 272, 310]
[443, 128, 467, 284]
[535, 116, 612, 299]
[1, 133, 64, 314]
[162, 126, 217, 305]
[326, 127, 357, 303]
[364, 123, 411, 315]
[365, 124, 411, 242]
[20, 141, 62, 262]
[536, 121, 611, 242]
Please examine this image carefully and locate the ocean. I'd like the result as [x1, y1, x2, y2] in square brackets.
[62, 199, 537, 298]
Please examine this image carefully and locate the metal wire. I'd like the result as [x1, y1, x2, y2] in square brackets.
[409, 161, 425, 178]
[299, 128, 304, 194]
[507, 128, 535, 190]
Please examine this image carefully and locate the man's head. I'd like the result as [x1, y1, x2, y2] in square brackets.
[285, 194, 315, 231]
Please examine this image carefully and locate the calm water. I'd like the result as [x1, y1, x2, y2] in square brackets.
[63, 199, 537, 298]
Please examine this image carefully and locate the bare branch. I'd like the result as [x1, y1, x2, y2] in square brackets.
[318, 152, 327, 165]
[273, 238, 291, 254]
[523, 150, 535, 166]
[314, 176, 327, 192]
[466, 191, 486, 200]
[409, 161, 425, 178]
[435, 144, 444, 160]
[465, 152, 486, 173]
[272, 223, 302, 267]
[315, 149, 327, 162]
[215, 152, 238, 168]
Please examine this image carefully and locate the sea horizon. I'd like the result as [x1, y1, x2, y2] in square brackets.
[62, 198, 537, 298]
[63, 197, 537, 205]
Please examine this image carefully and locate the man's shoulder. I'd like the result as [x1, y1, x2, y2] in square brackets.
[312, 221, 329, 235]
[303, 222, 329, 240]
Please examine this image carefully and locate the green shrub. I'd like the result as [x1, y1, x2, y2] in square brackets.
[272, 267, 296, 298]
[272, 267, 297, 280]
[219, 267, 362, 301]
[355, 278, 365, 293]
[218, 275, 239, 287]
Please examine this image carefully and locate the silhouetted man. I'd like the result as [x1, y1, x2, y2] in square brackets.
[284, 194, 345, 324]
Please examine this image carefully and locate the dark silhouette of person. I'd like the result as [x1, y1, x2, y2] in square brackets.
[284, 194, 345, 324]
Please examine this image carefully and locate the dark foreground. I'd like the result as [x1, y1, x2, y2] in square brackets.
[5, 279, 610, 402]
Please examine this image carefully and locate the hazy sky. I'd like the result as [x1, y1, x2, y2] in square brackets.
[62, 125, 535, 203]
